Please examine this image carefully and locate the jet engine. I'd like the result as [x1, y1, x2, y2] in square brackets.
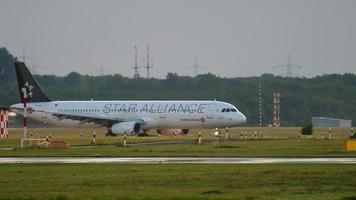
[110, 122, 141, 135]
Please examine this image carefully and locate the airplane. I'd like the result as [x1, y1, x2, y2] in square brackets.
[10, 62, 246, 136]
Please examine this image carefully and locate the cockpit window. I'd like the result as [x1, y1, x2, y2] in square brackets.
[222, 108, 238, 112]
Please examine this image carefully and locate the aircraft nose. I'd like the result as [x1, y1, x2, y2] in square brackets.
[241, 112, 246, 123]
[236, 112, 246, 124]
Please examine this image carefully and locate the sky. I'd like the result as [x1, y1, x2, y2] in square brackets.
[0, 0, 355, 78]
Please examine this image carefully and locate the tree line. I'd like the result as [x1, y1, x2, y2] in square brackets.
[1, 47, 355, 126]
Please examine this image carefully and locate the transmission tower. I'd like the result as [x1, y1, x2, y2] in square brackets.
[273, 53, 302, 77]
[30, 57, 44, 75]
[91, 60, 114, 76]
[187, 57, 207, 76]
[132, 45, 140, 78]
[21, 49, 30, 63]
[100, 60, 104, 76]
[144, 45, 153, 78]
[21, 50, 44, 74]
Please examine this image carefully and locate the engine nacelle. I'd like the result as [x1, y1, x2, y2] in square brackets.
[110, 122, 141, 135]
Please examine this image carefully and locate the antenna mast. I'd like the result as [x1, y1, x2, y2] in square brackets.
[133, 45, 140, 78]
[194, 57, 198, 76]
[189, 57, 207, 77]
[259, 79, 263, 137]
[145, 45, 153, 78]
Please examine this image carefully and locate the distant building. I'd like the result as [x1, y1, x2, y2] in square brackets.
[312, 117, 352, 128]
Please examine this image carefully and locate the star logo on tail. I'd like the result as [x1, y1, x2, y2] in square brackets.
[22, 81, 35, 99]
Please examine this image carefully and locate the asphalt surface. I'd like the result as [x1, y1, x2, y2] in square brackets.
[0, 157, 356, 164]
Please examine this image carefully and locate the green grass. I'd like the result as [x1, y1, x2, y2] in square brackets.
[0, 127, 355, 157]
[3, 127, 354, 147]
[0, 139, 354, 157]
[0, 164, 355, 200]
[0, 128, 355, 200]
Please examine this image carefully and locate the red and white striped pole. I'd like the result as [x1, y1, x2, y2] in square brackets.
[0, 110, 4, 138]
[5, 110, 8, 138]
[0, 109, 9, 139]
[0, 110, 3, 138]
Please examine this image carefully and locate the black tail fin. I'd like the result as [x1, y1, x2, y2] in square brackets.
[14, 62, 51, 103]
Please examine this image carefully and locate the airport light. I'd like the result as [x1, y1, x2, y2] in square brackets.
[198, 131, 202, 145]
[92, 131, 96, 144]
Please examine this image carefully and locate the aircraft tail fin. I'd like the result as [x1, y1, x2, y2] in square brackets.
[14, 62, 51, 103]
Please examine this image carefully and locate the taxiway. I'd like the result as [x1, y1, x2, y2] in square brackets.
[0, 157, 356, 164]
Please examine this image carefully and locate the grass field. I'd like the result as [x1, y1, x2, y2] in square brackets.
[0, 128, 355, 200]
[0, 127, 355, 157]
[0, 163, 355, 200]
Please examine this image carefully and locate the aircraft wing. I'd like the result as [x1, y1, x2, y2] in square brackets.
[44, 111, 144, 127]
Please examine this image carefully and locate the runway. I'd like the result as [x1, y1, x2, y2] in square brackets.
[0, 157, 356, 164]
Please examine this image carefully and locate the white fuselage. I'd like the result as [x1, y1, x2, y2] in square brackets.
[11, 100, 246, 130]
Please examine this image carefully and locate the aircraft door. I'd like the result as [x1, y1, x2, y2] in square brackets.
[206, 103, 215, 120]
